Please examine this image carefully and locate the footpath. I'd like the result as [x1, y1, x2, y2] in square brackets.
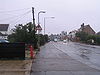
[31, 42, 100, 75]
[0, 60, 32, 75]
[0, 50, 33, 75]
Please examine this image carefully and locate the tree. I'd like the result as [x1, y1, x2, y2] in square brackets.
[8, 22, 50, 48]
[76, 31, 89, 42]
[38, 34, 49, 46]
[76, 31, 100, 45]
[44, 34, 49, 42]
[8, 22, 38, 48]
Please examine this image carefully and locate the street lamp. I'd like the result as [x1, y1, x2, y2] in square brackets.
[44, 17, 55, 35]
[37, 11, 46, 51]
[43, 17, 55, 45]
[38, 11, 46, 26]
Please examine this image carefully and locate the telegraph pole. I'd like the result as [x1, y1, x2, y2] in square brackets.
[32, 7, 35, 31]
[32, 7, 36, 49]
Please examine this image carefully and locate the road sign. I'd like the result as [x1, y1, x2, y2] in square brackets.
[36, 24, 42, 30]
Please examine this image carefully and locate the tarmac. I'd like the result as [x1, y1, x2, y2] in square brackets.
[31, 42, 100, 75]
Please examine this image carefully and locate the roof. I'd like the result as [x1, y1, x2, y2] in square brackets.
[79, 24, 95, 34]
[0, 24, 9, 31]
[0, 32, 3, 36]
[84, 25, 91, 28]
[97, 32, 100, 35]
[84, 25, 95, 33]
[0, 32, 7, 36]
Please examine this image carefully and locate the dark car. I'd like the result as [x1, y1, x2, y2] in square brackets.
[0, 39, 9, 43]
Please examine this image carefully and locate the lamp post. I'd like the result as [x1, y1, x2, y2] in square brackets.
[43, 17, 55, 44]
[44, 17, 55, 35]
[38, 11, 46, 26]
[37, 11, 46, 51]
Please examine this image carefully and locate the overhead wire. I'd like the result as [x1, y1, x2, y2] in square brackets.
[0, 9, 31, 22]
[9, 10, 31, 25]
[0, 8, 32, 29]
[9, 10, 32, 30]
[12, 18, 33, 27]
[0, 8, 30, 13]
[9, 11, 30, 24]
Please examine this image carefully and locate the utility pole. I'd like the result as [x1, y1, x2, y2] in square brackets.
[32, 7, 35, 31]
[32, 7, 36, 49]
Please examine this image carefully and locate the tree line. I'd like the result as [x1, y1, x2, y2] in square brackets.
[8, 22, 49, 49]
[76, 31, 100, 45]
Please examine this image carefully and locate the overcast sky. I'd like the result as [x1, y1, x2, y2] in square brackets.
[0, 0, 100, 34]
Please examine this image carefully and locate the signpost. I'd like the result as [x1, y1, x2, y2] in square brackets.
[36, 24, 42, 51]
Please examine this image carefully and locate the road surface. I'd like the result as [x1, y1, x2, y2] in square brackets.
[31, 41, 100, 75]
[54, 41, 100, 70]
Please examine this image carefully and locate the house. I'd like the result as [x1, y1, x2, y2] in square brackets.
[49, 34, 60, 41]
[78, 23, 95, 35]
[0, 32, 8, 40]
[97, 32, 100, 35]
[0, 24, 9, 39]
[68, 23, 95, 41]
[68, 30, 78, 41]
[60, 31, 67, 40]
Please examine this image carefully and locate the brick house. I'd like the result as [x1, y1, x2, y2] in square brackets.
[68, 23, 95, 41]
[79, 23, 95, 35]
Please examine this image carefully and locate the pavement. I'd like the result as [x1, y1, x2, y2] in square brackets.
[31, 42, 100, 75]
[0, 60, 33, 75]
[0, 50, 33, 75]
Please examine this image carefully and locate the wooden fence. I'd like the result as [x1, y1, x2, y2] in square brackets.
[0, 43, 25, 60]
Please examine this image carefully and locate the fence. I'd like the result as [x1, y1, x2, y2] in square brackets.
[0, 43, 25, 60]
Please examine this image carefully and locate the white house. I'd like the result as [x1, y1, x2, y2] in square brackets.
[60, 31, 67, 40]
[68, 30, 77, 41]
[0, 24, 9, 40]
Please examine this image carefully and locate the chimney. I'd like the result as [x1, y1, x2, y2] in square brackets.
[81, 23, 84, 31]
[81, 23, 84, 27]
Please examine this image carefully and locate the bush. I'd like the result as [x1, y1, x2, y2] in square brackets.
[8, 22, 37, 49]
[76, 31, 89, 42]
[76, 31, 100, 45]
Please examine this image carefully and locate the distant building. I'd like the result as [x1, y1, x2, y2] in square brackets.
[68, 30, 78, 41]
[78, 23, 95, 35]
[0, 24, 9, 39]
[96, 32, 100, 35]
[60, 31, 67, 40]
[68, 23, 95, 41]
[49, 34, 60, 41]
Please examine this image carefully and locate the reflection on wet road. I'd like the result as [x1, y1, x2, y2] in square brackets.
[53, 41, 100, 70]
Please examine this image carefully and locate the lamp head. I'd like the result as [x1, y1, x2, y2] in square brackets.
[39, 11, 46, 13]
[51, 17, 55, 18]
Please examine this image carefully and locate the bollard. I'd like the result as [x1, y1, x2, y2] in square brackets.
[30, 45, 34, 59]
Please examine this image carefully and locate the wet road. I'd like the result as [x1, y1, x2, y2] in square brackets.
[54, 41, 100, 70]
[31, 42, 100, 75]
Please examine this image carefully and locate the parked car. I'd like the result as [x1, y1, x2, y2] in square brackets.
[0, 39, 9, 43]
[54, 39, 57, 42]
[63, 40, 67, 43]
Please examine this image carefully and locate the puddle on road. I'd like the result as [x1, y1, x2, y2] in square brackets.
[79, 54, 89, 60]
[79, 48, 91, 54]
[78, 48, 91, 60]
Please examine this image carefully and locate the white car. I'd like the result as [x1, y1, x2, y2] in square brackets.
[54, 39, 57, 42]
[63, 40, 67, 43]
